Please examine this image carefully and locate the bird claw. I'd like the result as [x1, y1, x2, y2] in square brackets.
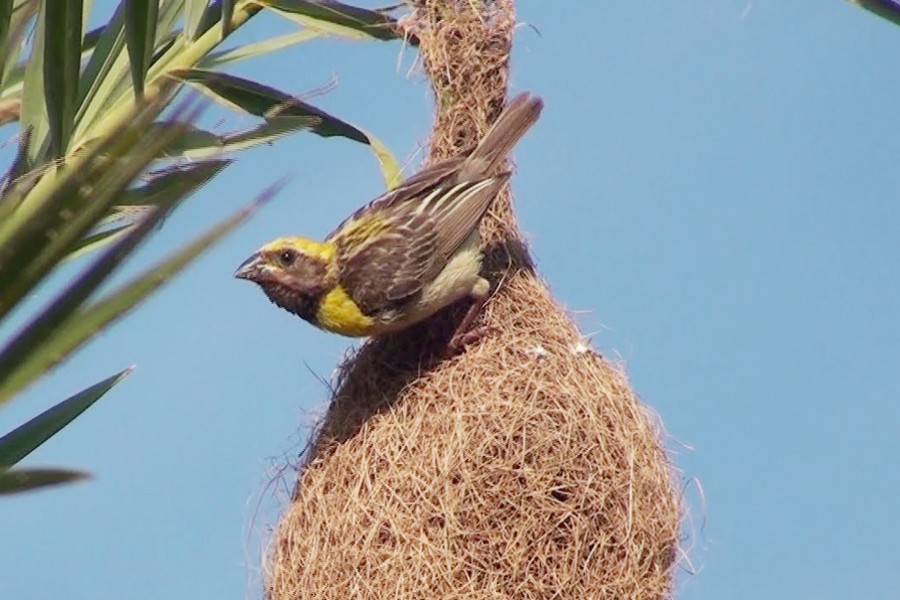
[442, 287, 491, 358]
[445, 324, 491, 357]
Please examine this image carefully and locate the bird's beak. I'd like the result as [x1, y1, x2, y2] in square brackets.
[234, 252, 264, 280]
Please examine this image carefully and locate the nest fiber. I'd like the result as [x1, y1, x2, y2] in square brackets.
[265, 1, 681, 598]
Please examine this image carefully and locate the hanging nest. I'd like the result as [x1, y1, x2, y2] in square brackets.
[265, 1, 682, 598]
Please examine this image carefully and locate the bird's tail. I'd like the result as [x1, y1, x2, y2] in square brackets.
[459, 92, 544, 180]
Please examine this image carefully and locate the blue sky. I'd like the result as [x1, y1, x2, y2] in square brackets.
[2, 1, 900, 599]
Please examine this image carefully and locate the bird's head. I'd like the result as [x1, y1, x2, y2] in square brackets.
[234, 237, 338, 322]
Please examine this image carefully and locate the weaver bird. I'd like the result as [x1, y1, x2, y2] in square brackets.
[235, 92, 543, 351]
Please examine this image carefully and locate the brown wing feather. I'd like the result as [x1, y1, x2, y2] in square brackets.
[429, 174, 508, 261]
[331, 158, 464, 232]
[335, 211, 438, 314]
[333, 175, 507, 314]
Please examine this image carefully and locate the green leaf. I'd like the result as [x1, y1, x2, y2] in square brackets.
[198, 28, 321, 69]
[119, 158, 231, 205]
[65, 224, 134, 261]
[0, 183, 281, 403]
[192, 0, 226, 40]
[0, 210, 163, 403]
[75, 0, 185, 143]
[263, 0, 407, 42]
[850, 0, 900, 26]
[1, 0, 38, 93]
[0, 1, 13, 77]
[155, 0, 187, 39]
[123, 0, 159, 98]
[63, 160, 232, 257]
[43, 1, 83, 157]
[20, 2, 49, 165]
[168, 117, 316, 159]
[2, 23, 103, 107]
[172, 68, 366, 140]
[1, 62, 23, 100]
[365, 130, 402, 189]
[0, 369, 131, 467]
[0, 88, 189, 324]
[6, 79, 182, 244]
[75, 3, 127, 134]
[81, 22, 105, 53]
[208, 116, 316, 153]
[222, 0, 234, 36]
[0, 467, 90, 494]
[0, 92, 194, 370]
[172, 69, 401, 187]
[184, 0, 207, 40]
[0, 123, 200, 403]
[159, 123, 222, 155]
[82, 0, 94, 31]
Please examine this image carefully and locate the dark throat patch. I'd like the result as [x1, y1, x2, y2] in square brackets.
[261, 282, 323, 325]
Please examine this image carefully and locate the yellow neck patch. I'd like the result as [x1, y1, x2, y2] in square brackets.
[315, 284, 374, 337]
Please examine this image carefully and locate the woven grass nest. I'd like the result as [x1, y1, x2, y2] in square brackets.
[265, 1, 682, 598]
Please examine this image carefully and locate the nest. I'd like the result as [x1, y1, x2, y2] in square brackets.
[265, 1, 682, 598]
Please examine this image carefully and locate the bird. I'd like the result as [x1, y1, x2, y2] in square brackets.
[234, 92, 543, 351]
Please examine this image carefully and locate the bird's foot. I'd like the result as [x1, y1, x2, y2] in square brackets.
[446, 324, 492, 357]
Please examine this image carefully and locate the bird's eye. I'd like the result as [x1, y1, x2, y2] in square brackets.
[278, 249, 296, 266]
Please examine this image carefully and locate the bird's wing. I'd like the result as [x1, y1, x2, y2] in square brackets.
[426, 174, 507, 261]
[359, 157, 508, 262]
[334, 209, 439, 314]
[331, 167, 506, 314]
